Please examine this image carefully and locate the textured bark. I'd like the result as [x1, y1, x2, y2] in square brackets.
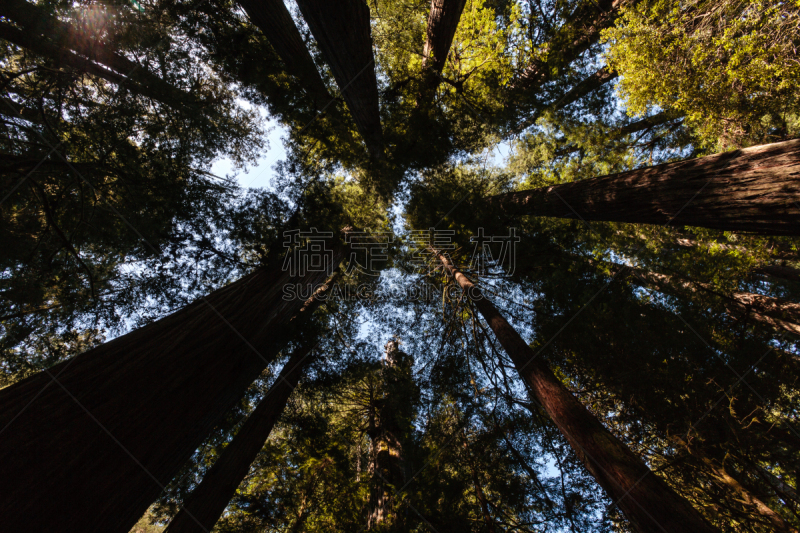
[418, 0, 467, 104]
[236, 0, 333, 110]
[0, 241, 346, 533]
[511, 67, 617, 134]
[433, 250, 719, 533]
[0, 0, 196, 110]
[165, 333, 329, 533]
[422, 0, 468, 73]
[295, 0, 383, 159]
[487, 139, 800, 235]
[509, 0, 623, 93]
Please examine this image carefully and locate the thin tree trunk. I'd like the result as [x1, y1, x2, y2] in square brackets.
[615, 265, 800, 336]
[546, 111, 678, 158]
[432, 249, 719, 532]
[487, 138, 800, 235]
[615, 111, 676, 137]
[165, 330, 330, 533]
[0, 239, 347, 533]
[747, 460, 800, 509]
[236, 0, 333, 110]
[290, 458, 330, 533]
[295, 0, 384, 159]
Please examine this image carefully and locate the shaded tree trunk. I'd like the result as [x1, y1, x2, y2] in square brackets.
[544, 111, 679, 159]
[487, 139, 800, 235]
[747, 460, 800, 509]
[367, 340, 411, 530]
[236, 0, 333, 111]
[0, 240, 347, 533]
[615, 265, 800, 336]
[164, 330, 330, 533]
[419, 0, 467, 103]
[422, 0, 467, 74]
[295, 0, 384, 159]
[432, 249, 719, 532]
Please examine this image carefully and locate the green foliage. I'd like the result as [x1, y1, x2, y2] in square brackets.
[604, 0, 800, 150]
[4, 0, 800, 531]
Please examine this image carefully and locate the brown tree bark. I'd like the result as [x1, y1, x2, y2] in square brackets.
[164, 331, 330, 533]
[295, 0, 384, 159]
[432, 249, 719, 532]
[419, 0, 468, 103]
[754, 265, 800, 284]
[236, 0, 334, 111]
[487, 138, 800, 235]
[0, 240, 347, 533]
[422, 0, 467, 74]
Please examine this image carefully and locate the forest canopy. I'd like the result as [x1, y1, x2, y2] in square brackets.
[1, 0, 799, 532]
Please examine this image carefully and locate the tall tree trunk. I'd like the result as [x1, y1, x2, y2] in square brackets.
[165, 329, 330, 533]
[0, 240, 347, 533]
[236, 0, 333, 111]
[367, 340, 410, 530]
[419, 0, 467, 103]
[746, 460, 800, 509]
[422, 0, 467, 74]
[0, 0, 198, 111]
[295, 0, 384, 159]
[487, 138, 800, 235]
[432, 249, 719, 532]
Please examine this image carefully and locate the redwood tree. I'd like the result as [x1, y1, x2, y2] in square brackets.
[0, 243, 346, 533]
[236, 0, 334, 111]
[165, 336, 326, 533]
[295, 0, 384, 159]
[488, 138, 800, 235]
[431, 249, 719, 533]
